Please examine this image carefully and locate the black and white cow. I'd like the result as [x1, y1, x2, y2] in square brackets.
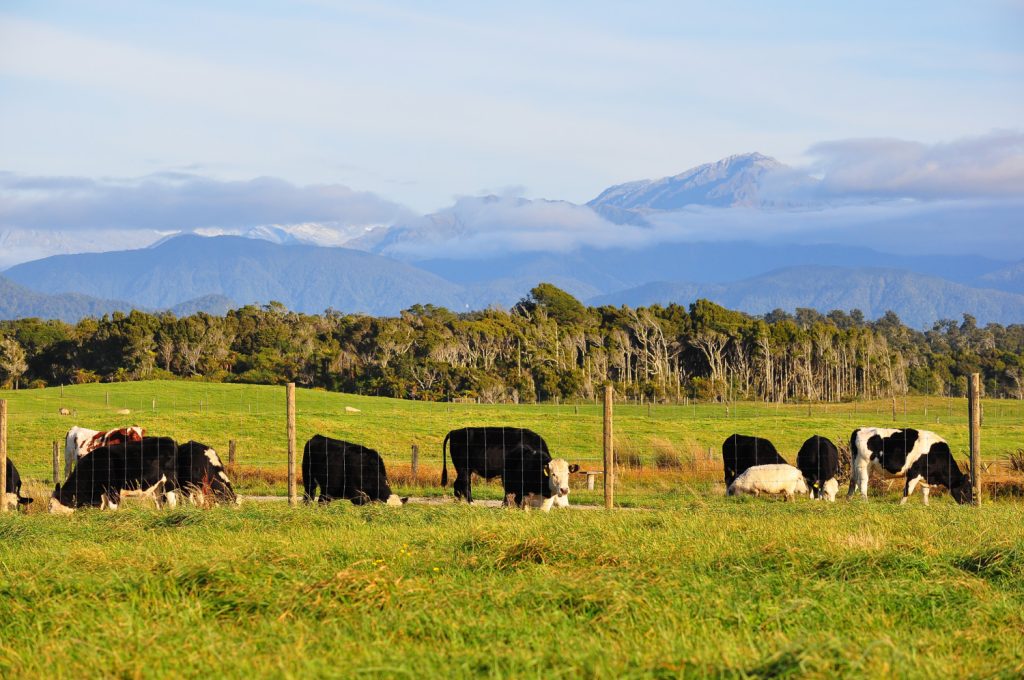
[796, 435, 840, 501]
[3, 458, 33, 511]
[175, 441, 238, 505]
[846, 427, 900, 499]
[301, 435, 406, 506]
[442, 427, 552, 503]
[721, 434, 787, 487]
[64, 425, 145, 477]
[49, 437, 178, 514]
[901, 440, 973, 505]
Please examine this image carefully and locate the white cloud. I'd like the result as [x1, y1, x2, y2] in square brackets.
[0, 171, 414, 231]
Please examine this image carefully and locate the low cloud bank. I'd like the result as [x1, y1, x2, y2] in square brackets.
[0, 171, 414, 231]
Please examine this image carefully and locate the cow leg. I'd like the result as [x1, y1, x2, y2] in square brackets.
[164, 490, 178, 509]
[454, 473, 473, 504]
[921, 485, 930, 506]
[901, 476, 921, 505]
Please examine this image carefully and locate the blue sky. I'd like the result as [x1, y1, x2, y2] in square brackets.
[1, 1, 1021, 213]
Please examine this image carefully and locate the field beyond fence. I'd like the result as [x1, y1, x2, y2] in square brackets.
[2, 380, 1024, 506]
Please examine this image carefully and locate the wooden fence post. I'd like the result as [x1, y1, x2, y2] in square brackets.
[891, 395, 897, 421]
[0, 400, 7, 514]
[603, 385, 614, 510]
[411, 444, 419, 483]
[286, 383, 297, 507]
[228, 440, 236, 466]
[52, 440, 60, 485]
[969, 373, 982, 507]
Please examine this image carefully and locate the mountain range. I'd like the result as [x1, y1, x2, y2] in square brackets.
[2, 152, 1022, 326]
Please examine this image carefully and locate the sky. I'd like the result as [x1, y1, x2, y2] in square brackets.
[1, 1, 1022, 214]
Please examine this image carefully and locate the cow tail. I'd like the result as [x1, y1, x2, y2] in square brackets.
[441, 432, 451, 487]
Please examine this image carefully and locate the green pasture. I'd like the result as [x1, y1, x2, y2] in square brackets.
[1, 381, 1022, 504]
[2, 501, 1023, 677]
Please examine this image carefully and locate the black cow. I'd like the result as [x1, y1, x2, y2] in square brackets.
[442, 427, 552, 503]
[721, 434, 787, 487]
[500, 448, 576, 509]
[796, 435, 840, 501]
[176, 441, 237, 505]
[3, 458, 33, 511]
[302, 435, 406, 506]
[901, 440, 973, 505]
[49, 437, 178, 513]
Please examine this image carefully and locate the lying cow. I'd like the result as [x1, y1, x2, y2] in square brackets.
[64, 425, 145, 477]
[728, 464, 809, 500]
[503, 450, 578, 511]
[721, 434, 787, 487]
[4, 458, 33, 511]
[901, 441, 973, 505]
[302, 435, 406, 506]
[49, 437, 178, 514]
[176, 441, 238, 505]
[442, 427, 552, 504]
[796, 435, 840, 502]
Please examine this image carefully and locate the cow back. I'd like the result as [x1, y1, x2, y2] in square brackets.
[796, 435, 839, 483]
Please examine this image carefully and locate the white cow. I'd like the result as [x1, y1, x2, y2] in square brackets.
[524, 458, 577, 512]
[728, 464, 809, 500]
[64, 425, 145, 477]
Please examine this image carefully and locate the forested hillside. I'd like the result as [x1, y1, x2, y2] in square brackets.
[1, 284, 1021, 401]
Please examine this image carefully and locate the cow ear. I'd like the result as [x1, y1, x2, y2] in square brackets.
[400, 497, 409, 505]
[569, 464, 580, 473]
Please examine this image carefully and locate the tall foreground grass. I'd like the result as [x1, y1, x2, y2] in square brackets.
[1, 501, 1023, 677]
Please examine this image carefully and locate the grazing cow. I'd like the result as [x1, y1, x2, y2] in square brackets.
[3, 458, 33, 511]
[505, 454, 579, 511]
[301, 435, 406, 506]
[846, 427, 900, 499]
[847, 427, 949, 500]
[727, 464, 809, 500]
[175, 441, 238, 505]
[901, 442, 973, 505]
[721, 434, 787, 487]
[49, 437, 178, 514]
[64, 425, 145, 477]
[442, 427, 552, 504]
[796, 435, 840, 502]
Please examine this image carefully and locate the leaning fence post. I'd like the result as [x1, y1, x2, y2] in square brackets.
[52, 440, 60, 485]
[603, 384, 614, 510]
[969, 373, 982, 507]
[411, 444, 419, 483]
[0, 400, 7, 514]
[228, 439, 237, 466]
[286, 383, 297, 507]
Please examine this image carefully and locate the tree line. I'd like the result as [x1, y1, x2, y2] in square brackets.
[1, 283, 1022, 402]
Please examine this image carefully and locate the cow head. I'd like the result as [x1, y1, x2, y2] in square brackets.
[3, 493, 31, 512]
[48, 484, 75, 515]
[543, 459, 576, 498]
[951, 479, 974, 505]
[385, 495, 409, 507]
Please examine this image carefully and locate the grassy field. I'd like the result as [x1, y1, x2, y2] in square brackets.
[1, 382, 1023, 676]
[2, 381, 1023, 504]
[2, 501, 1023, 677]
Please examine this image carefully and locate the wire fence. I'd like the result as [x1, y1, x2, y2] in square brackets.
[1, 379, 1023, 513]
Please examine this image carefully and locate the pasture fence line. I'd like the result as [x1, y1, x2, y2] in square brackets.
[604, 384, 614, 509]
[51, 441, 60, 485]
[1, 399, 7, 514]
[969, 373, 982, 507]
[287, 382, 297, 508]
